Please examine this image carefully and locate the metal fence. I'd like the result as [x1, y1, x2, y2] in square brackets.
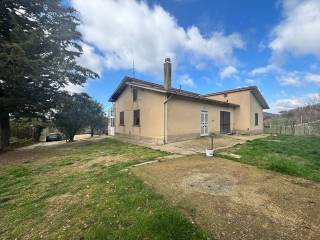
[265, 119, 320, 136]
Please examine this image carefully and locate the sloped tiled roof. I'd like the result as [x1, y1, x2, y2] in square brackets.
[203, 86, 269, 109]
[109, 76, 244, 107]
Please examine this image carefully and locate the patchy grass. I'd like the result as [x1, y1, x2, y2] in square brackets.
[0, 138, 208, 240]
[216, 135, 320, 182]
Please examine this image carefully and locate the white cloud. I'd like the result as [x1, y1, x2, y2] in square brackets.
[277, 90, 287, 98]
[251, 0, 320, 76]
[279, 73, 301, 86]
[270, 93, 320, 112]
[271, 98, 304, 112]
[71, 0, 244, 75]
[250, 64, 276, 76]
[270, 0, 320, 59]
[276, 71, 320, 87]
[184, 27, 244, 66]
[63, 83, 85, 93]
[177, 74, 195, 87]
[305, 73, 320, 85]
[245, 79, 255, 84]
[307, 93, 320, 102]
[62, 44, 103, 94]
[78, 44, 104, 76]
[245, 79, 260, 85]
[258, 41, 266, 52]
[219, 66, 238, 79]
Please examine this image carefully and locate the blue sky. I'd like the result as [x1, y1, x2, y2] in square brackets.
[68, 0, 320, 112]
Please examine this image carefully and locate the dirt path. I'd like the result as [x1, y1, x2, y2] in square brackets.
[0, 135, 107, 164]
[132, 155, 320, 240]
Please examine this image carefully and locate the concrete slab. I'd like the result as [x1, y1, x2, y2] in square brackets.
[114, 134, 269, 155]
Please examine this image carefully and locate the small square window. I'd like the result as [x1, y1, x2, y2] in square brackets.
[133, 88, 138, 101]
[133, 110, 140, 126]
[224, 93, 228, 98]
[120, 112, 124, 125]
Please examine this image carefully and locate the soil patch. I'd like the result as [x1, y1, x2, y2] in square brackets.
[181, 173, 237, 195]
[132, 155, 320, 240]
[0, 135, 108, 164]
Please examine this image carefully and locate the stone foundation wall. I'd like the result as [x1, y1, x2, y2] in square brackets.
[115, 132, 164, 145]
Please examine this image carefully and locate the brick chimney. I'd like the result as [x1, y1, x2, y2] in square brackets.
[164, 58, 171, 90]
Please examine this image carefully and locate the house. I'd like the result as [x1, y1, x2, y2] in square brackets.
[108, 58, 269, 144]
[263, 116, 272, 129]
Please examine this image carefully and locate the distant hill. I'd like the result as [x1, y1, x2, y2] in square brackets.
[263, 103, 320, 123]
[278, 103, 320, 123]
[263, 112, 279, 119]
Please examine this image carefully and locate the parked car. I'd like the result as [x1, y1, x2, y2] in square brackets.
[46, 133, 63, 142]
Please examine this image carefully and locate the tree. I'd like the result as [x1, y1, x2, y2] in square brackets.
[0, 0, 98, 150]
[87, 100, 106, 137]
[54, 93, 105, 142]
[54, 93, 88, 142]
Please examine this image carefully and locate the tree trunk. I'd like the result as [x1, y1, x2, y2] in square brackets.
[90, 128, 94, 137]
[69, 134, 75, 142]
[0, 112, 10, 151]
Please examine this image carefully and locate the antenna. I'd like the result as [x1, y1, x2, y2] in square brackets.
[132, 59, 135, 78]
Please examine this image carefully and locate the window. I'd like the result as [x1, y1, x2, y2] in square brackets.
[224, 93, 228, 98]
[120, 112, 124, 125]
[133, 110, 140, 126]
[133, 88, 138, 101]
[255, 113, 259, 126]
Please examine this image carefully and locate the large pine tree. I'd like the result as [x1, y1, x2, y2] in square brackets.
[0, 0, 98, 150]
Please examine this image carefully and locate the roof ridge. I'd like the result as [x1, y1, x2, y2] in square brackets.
[202, 86, 257, 97]
[109, 77, 267, 109]
[127, 76, 200, 96]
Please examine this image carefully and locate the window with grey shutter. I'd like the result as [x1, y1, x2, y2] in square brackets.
[133, 88, 138, 101]
[133, 110, 140, 126]
[120, 112, 124, 125]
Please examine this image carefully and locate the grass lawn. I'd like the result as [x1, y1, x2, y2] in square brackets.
[216, 135, 320, 182]
[0, 138, 208, 240]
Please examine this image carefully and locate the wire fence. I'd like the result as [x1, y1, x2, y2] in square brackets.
[265, 119, 320, 136]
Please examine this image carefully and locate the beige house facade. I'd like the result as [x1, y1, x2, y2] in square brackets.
[109, 58, 269, 144]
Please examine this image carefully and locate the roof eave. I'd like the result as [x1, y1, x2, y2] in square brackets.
[170, 93, 239, 107]
[127, 83, 167, 94]
[251, 89, 269, 109]
[202, 86, 257, 97]
[108, 76, 132, 102]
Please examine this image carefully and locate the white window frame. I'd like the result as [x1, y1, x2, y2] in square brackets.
[200, 111, 209, 136]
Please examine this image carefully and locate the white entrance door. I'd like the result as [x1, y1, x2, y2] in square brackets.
[108, 117, 115, 136]
[200, 111, 209, 136]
